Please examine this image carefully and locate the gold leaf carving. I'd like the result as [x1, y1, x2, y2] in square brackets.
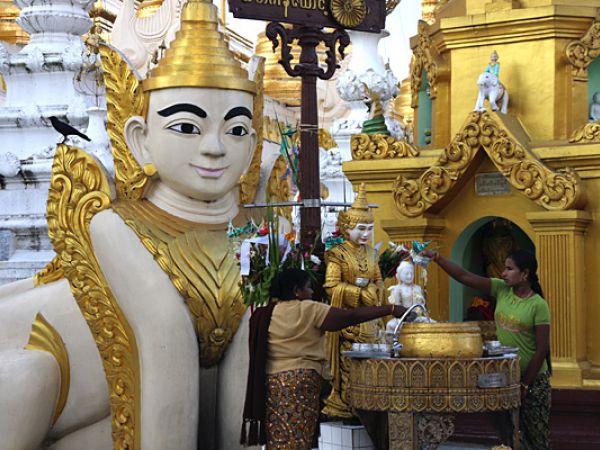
[25, 312, 70, 425]
[34, 256, 64, 286]
[99, 44, 148, 200]
[266, 155, 293, 222]
[240, 56, 265, 205]
[393, 112, 586, 217]
[410, 20, 438, 107]
[569, 120, 600, 143]
[330, 0, 366, 28]
[566, 14, 600, 79]
[46, 144, 139, 450]
[351, 133, 419, 160]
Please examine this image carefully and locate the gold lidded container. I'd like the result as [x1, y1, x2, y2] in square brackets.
[397, 322, 484, 358]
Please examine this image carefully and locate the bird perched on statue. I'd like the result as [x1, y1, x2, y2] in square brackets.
[49, 116, 91, 144]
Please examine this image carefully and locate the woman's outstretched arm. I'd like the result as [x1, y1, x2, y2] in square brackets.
[319, 304, 407, 332]
[422, 251, 492, 296]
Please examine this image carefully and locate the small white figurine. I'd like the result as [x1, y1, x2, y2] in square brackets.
[386, 261, 429, 332]
[475, 51, 509, 114]
[590, 92, 600, 122]
[387, 260, 425, 309]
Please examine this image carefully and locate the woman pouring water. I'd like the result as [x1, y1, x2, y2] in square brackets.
[422, 249, 552, 450]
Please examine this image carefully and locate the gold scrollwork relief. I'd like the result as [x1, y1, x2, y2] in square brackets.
[569, 120, 600, 144]
[566, 14, 600, 80]
[25, 312, 70, 425]
[46, 144, 139, 450]
[393, 112, 586, 218]
[410, 20, 438, 107]
[351, 134, 419, 160]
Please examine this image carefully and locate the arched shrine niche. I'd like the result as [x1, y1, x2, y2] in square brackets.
[417, 67, 432, 146]
[448, 216, 534, 322]
[588, 56, 600, 120]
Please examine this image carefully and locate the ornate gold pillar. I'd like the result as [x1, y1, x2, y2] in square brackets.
[526, 210, 592, 386]
[381, 216, 446, 320]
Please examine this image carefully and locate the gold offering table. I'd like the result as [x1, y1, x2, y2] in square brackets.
[349, 356, 520, 450]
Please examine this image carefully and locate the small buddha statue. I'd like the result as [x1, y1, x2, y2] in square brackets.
[323, 183, 386, 419]
[386, 260, 426, 332]
[485, 50, 500, 78]
[590, 92, 600, 122]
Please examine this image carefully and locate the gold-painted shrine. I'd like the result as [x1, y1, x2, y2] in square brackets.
[345, 0, 600, 393]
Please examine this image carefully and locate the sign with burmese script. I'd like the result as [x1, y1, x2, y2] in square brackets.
[228, 0, 386, 33]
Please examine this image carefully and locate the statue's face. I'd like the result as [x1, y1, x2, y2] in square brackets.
[346, 222, 374, 246]
[127, 87, 256, 202]
[397, 263, 414, 284]
[491, 52, 498, 63]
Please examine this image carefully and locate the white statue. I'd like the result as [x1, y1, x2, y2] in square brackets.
[590, 92, 600, 122]
[386, 260, 427, 332]
[0, 1, 262, 449]
[474, 52, 509, 114]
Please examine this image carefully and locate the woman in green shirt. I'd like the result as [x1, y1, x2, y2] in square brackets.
[423, 249, 551, 450]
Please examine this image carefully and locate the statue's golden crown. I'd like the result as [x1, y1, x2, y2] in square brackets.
[339, 183, 374, 230]
[143, 0, 256, 94]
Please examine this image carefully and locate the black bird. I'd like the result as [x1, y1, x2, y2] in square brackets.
[49, 116, 91, 144]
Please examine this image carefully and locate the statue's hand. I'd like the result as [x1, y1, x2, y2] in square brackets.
[360, 284, 379, 306]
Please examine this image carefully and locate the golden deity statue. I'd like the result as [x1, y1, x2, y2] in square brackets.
[0, 0, 264, 448]
[323, 184, 386, 419]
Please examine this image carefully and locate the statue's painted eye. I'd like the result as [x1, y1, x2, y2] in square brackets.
[227, 125, 248, 136]
[168, 123, 201, 135]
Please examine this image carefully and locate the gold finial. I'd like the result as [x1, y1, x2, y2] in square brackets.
[338, 183, 374, 237]
[142, 0, 256, 94]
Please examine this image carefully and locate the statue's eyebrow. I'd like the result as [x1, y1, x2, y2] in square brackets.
[157, 104, 207, 118]
[224, 107, 252, 121]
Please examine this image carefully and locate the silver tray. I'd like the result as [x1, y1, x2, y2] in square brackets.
[342, 350, 392, 359]
[484, 346, 519, 356]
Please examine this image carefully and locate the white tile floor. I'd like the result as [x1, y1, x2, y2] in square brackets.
[317, 422, 491, 450]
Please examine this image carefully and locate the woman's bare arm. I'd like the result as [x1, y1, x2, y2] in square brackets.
[423, 251, 491, 295]
[319, 304, 407, 332]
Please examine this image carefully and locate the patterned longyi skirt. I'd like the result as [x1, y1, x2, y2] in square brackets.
[265, 368, 323, 450]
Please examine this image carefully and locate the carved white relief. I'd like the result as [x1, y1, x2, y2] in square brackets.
[0, 43, 9, 75]
[112, 0, 187, 77]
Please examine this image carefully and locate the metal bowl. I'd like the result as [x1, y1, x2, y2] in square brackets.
[397, 322, 483, 358]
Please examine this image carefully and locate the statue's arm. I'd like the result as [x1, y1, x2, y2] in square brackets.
[324, 260, 360, 308]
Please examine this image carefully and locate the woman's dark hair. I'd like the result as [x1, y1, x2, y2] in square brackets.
[507, 249, 544, 297]
[506, 249, 552, 374]
[269, 268, 310, 300]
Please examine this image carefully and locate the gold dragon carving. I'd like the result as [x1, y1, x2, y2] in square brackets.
[566, 13, 600, 80]
[25, 312, 70, 425]
[351, 134, 419, 160]
[393, 112, 586, 218]
[46, 144, 140, 450]
[410, 20, 438, 108]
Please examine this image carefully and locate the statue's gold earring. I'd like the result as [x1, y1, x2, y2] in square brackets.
[143, 163, 158, 178]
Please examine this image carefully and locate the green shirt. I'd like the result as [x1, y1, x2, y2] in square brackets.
[490, 278, 550, 376]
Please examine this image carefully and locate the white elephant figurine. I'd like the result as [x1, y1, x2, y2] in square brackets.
[474, 71, 509, 114]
